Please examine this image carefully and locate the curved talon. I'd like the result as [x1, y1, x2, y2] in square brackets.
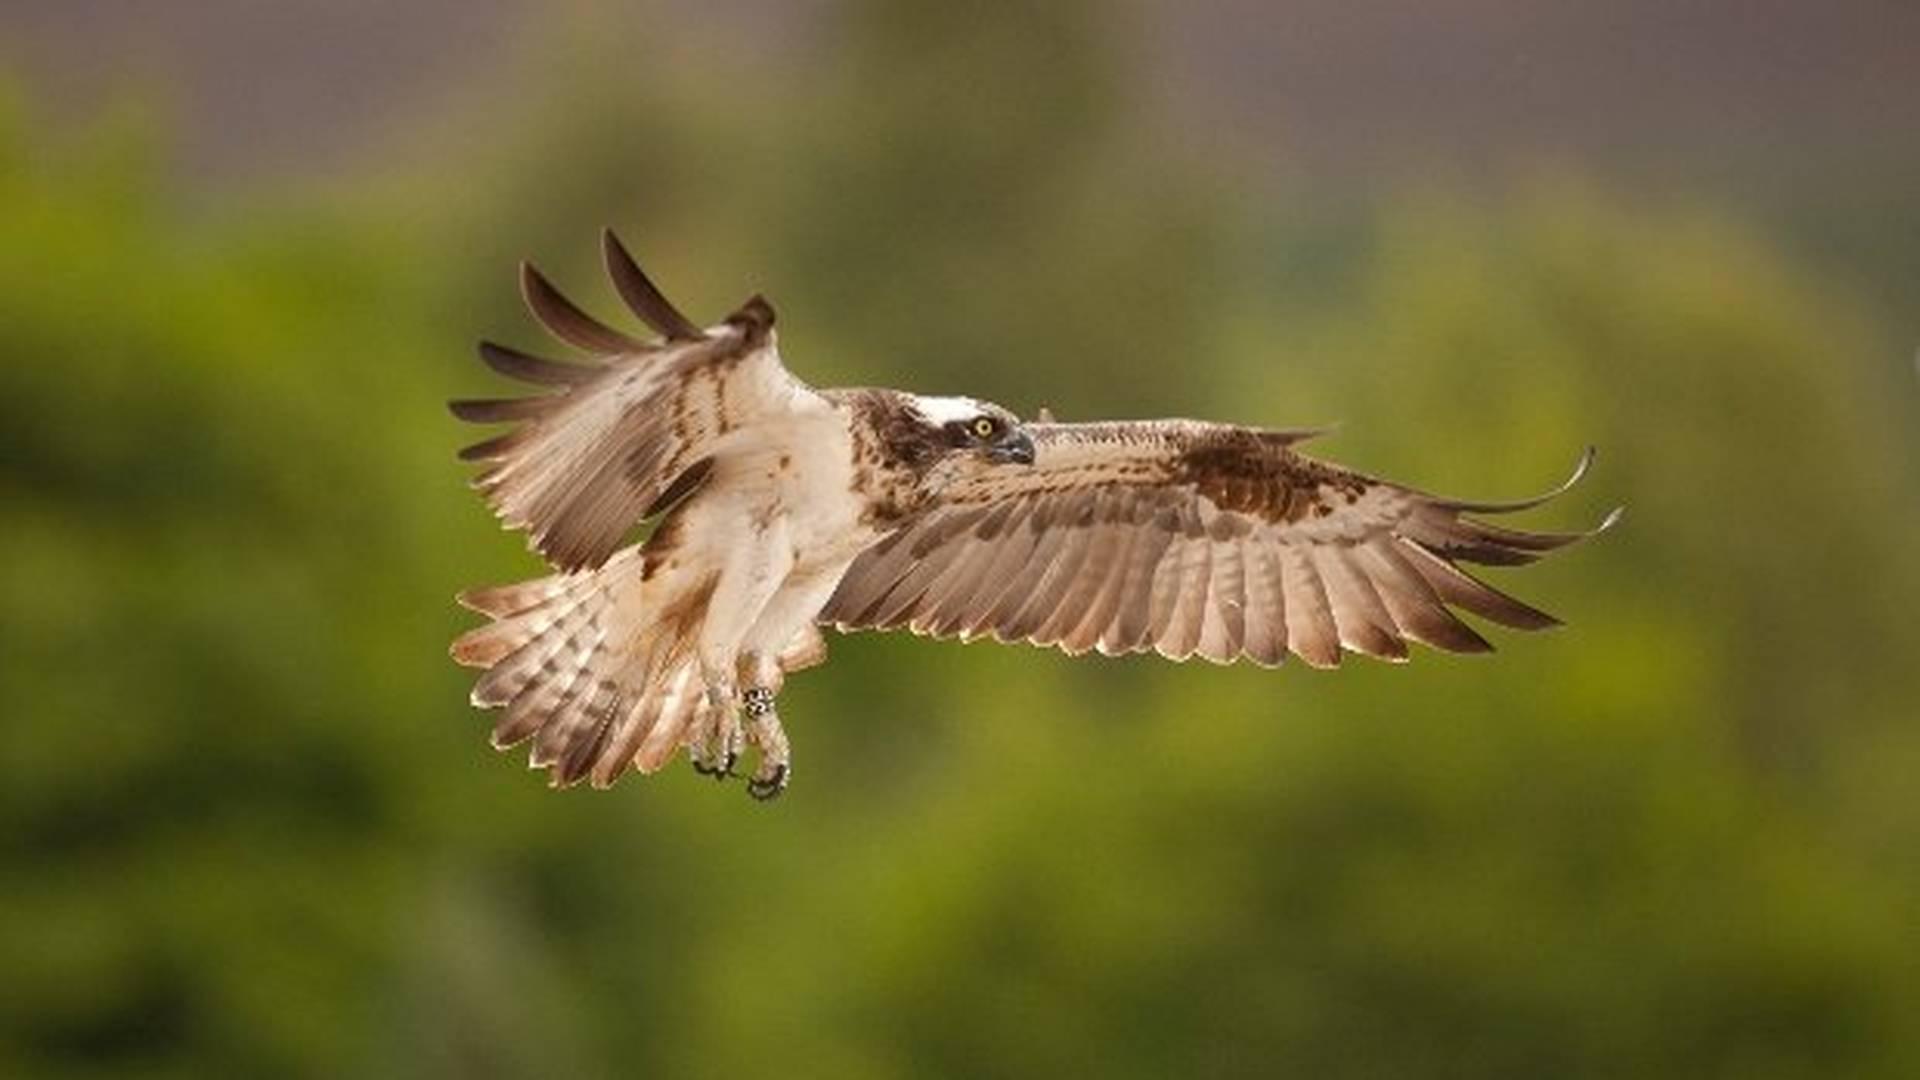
[687, 677, 745, 780]
[689, 738, 740, 779]
[748, 763, 788, 801]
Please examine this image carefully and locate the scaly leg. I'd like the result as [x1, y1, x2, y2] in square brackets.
[688, 678, 742, 780]
[741, 687, 790, 800]
[683, 515, 794, 782]
[735, 650, 791, 800]
[728, 568, 844, 801]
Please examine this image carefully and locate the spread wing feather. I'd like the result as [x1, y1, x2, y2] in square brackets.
[451, 230, 824, 571]
[824, 421, 1615, 666]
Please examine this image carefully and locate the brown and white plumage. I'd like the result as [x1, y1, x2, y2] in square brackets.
[822, 422, 1617, 667]
[452, 233, 820, 571]
[451, 232, 1617, 798]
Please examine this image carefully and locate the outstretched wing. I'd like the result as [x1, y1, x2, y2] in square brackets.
[822, 421, 1617, 667]
[452, 230, 824, 571]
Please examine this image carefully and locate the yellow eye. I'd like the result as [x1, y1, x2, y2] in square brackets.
[972, 417, 998, 439]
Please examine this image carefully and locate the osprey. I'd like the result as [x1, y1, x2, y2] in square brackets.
[451, 232, 1616, 799]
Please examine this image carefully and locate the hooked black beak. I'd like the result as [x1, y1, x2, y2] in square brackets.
[987, 430, 1036, 466]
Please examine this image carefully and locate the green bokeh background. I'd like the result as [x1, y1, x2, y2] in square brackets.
[4, 4, 1918, 1077]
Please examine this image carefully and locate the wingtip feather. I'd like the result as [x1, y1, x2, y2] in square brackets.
[520, 259, 648, 354]
[601, 228, 705, 341]
[476, 339, 595, 386]
[1439, 445, 1598, 514]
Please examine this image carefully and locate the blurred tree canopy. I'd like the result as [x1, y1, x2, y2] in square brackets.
[2, 3, 1917, 1078]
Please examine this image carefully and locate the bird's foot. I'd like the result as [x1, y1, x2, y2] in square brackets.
[688, 682, 742, 780]
[742, 687, 791, 801]
[689, 746, 737, 780]
[747, 763, 788, 801]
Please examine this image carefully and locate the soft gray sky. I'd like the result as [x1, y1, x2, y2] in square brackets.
[4, 0, 1916, 188]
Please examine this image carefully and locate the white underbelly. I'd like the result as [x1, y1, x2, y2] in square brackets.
[681, 413, 881, 656]
[708, 416, 878, 564]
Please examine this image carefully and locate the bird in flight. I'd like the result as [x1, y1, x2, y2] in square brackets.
[451, 232, 1616, 800]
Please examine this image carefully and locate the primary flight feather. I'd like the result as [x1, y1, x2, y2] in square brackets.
[451, 231, 1617, 799]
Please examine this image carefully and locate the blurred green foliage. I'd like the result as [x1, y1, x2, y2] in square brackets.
[3, 4, 1918, 1078]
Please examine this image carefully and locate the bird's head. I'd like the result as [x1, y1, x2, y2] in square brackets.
[906, 394, 1035, 467]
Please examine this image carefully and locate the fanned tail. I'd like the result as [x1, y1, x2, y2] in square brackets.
[450, 550, 716, 788]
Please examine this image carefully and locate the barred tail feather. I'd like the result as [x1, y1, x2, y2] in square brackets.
[450, 549, 715, 788]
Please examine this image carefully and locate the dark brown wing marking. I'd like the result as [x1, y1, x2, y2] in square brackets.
[823, 420, 1616, 667]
